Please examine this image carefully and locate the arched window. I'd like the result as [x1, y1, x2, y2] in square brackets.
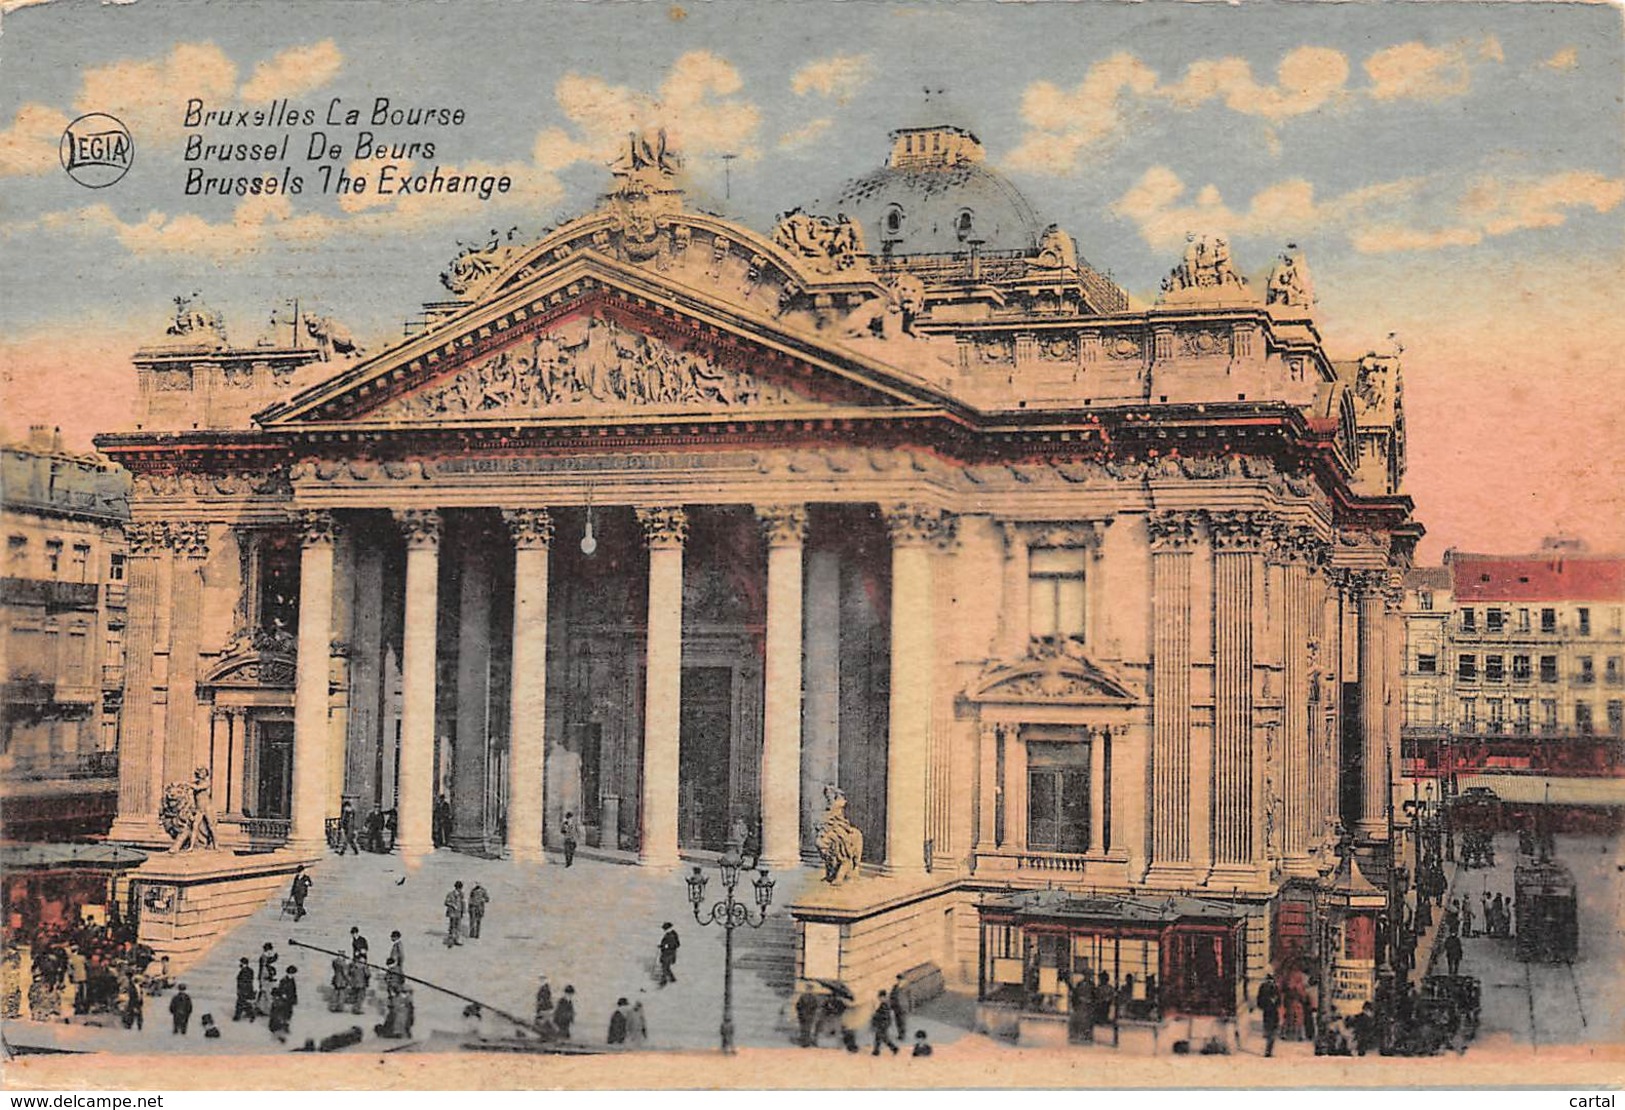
[956, 209, 976, 243]
[884, 205, 905, 239]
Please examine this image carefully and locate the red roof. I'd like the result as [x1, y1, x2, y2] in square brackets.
[1450, 555, 1625, 603]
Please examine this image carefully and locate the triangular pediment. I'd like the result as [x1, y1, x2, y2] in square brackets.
[257, 250, 952, 429]
[967, 649, 1141, 706]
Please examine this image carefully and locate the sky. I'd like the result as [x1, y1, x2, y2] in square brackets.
[0, 0, 1621, 562]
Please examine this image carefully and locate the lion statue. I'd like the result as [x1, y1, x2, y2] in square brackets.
[814, 785, 864, 885]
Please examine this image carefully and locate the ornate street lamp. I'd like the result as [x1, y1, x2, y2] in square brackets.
[688, 849, 775, 1053]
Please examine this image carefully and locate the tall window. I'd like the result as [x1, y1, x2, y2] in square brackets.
[1607, 657, 1622, 685]
[1486, 608, 1504, 633]
[1578, 608, 1591, 636]
[1578, 656, 1595, 684]
[1460, 608, 1477, 633]
[1487, 698, 1504, 734]
[1540, 655, 1558, 683]
[1028, 547, 1087, 643]
[1608, 701, 1624, 737]
[1418, 590, 1434, 612]
[1514, 699, 1532, 735]
[5, 535, 24, 574]
[1026, 742, 1090, 853]
[1457, 654, 1477, 682]
[1459, 698, 1477, 731]
[1541, 608, 1557, 634]
[44, 539, 62, 575]
[1485, 655, 1505, 683]
[109, 552, 126, 582]
[1518, 608, 1531, 632]
[1576, 702, 1594, 735]
[1512, 654, 1531, 682]
[1540, 699, 1558, 730]
[71, 544, 90, 582]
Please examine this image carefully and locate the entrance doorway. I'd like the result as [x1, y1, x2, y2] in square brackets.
[256, 721, 293, 820]
[679, 666, 733, 851]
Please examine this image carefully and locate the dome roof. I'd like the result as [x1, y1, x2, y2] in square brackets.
[828, 126, 1045, 256]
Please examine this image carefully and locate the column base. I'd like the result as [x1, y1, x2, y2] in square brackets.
[877, 861, 927, 880]
[1142, 862, 1202, 889]
[394, 839, 434, 861]
[638, 850, 681, 869]
[1280, 854, 1322, 879]
[1354, 819, 1389, 842]
[506, 846, 547, 865]
[106, 816, 169, 849]
[757, 854, 802, 874]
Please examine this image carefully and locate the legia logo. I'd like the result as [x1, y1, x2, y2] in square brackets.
[60, 112, 134, 188]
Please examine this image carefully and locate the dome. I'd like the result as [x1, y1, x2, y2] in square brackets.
[828, 126, 1045, 256]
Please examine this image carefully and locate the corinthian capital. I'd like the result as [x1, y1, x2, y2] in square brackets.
[502, 508, 554, 550]
[1206, 510, 1276, 552]
[169, 521, 211, 558]
[1147, 510, 1202, 551]
[883, 503, 954, 548]
[755, 504, 808, 548]
[636, 507, 688, 549]
[123, 521, 168, 555]
[393, 508, 442, 550]
[296, 509, 338, 548]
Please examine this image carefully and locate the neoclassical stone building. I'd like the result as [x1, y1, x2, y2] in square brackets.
[96, 125, 1418, 992]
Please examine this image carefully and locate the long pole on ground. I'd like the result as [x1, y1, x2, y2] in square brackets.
[288, 938, 542, 1036]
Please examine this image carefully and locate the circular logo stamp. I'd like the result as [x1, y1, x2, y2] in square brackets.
[60, 112, 134, 188]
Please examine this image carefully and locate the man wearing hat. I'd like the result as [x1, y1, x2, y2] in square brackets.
[657, 922, 680, 987]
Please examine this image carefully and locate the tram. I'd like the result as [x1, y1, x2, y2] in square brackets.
[1514, 856, 1579, 963]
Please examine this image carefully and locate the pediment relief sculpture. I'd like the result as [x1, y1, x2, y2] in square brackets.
[377, 313, 805, 420]
[968, 647, 1140, 706]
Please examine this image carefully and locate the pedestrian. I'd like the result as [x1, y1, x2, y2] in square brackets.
[869, 991, 899, 1055]
[1256, 972, 1281, 1058]
[365, 807, 386, 854]
[554, 985, 576, 1040]
[123, 973, 144, 1031]
[234, 957, 256, 1022]
[444, 880, 466, 947]
[337, 798, 360, 855]
[1460, 896, 1475, 939]
[67, 947, 88, 1014]
[350, 926, 370, 965]
[890, 974, 908, 1039]
[170, 983, 193, 1035]
[795, 982, 822, 1047]
[534, 975, 554, 1026]
[270, 965, 298, 1041]
[388, 930, 405, 974]
[433, 793, 453, 849]
[1068, 972, 1095, 1044]
[561, 811, 579, 867]
[329, 956, 350, 1013]
[385, 956, 405, 1000]
[345, 956, 368, 1015]
[911, 1030, 933, 1057]
[290, 866, 312, 920]
[1443, 931, 1463, 977]
[656, 922, 680, 986]
[608, 997, 630, 1045]
[627, 1000, 648, 1048]
[1095, 970, 1114, 1026]
[468, 883, 489, 939]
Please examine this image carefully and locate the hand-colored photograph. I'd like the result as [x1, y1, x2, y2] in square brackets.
[0, 0, 1620, 1092]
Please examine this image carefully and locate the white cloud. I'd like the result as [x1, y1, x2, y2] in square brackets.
[1363, 36, 1501, 101]
[778, 118, 833, 150]
[1344, 171, 1623, 254]
[1160, 46, 1350, 122]
[790, 55, 873, 101]
[1005, 52, 1158, 174]
[0, 40, 345, 178]
[1542, 47, 1580, 72]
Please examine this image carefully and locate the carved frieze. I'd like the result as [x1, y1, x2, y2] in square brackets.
[380, 314, 801, 420]
[968, 649, 1139, 706]
[393, 509, 442, 550]
[502, 508, 555, 550]
[134, 470, 291, 498]
[1039, 335, 1079, 362]
[1179, 328, 1231, 358]
[1104, 334, 1143, 361]
[636, 506, 688, 549]
[1004, 520, 1108, 552]
[297, 509, 338, 548]
[771, 209, 866, 273]
[1206, 510, 1276, 552]
[168, 521, 210, 558]
[123, 521, 169, 555]
[755, 504, 808, 548]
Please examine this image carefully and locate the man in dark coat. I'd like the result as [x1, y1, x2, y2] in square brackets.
[350, 926, 370, 965]
[234, 957, 257, 1021]
[1443, 931, 1464, 976]
[608, 997, 630, 1045]
[561, 811, 579, 867]
[388, 930, 405, 974]
[433, 794, 453, 848]
[444, 881, 466, 947]
[869, 991, 899, 1055]
[795, 983, 822, 1047]
[337, 799, 360, 855]
[290, 867, 312, 920]
[169, 983, 193, 1035]
[889, 974, 909, 1039]
[1068, 973, 1095, 1044]
[467, 883, 490, 939]
[656, 922, 680, 986]
[553, 985, 577, 1039]
[1257, 972, 1282, 1058]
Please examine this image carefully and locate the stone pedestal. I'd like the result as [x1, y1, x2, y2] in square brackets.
[127, 849, 317, 972]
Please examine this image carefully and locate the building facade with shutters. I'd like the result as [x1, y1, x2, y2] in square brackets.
[93, 126, 1418, 992]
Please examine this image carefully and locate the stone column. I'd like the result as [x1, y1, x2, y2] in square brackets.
[503, 509, 552, 863]
[1280, 529, 1320, 871]
[999, 522, 1030, 658]
[1089, 726, 1107, 852]
[111, 522, 166, 838]
[882, 504, 948, 875]
[1210, 511, 1265, 872]
[163, 522, 209, 790]
[452, 529, 494, 851]
[1355, 571, 1388, 838]
[977, 722, 1000, 849]
[1148, 511, 1199, 876]
[1383, 572, 1406, 835]
[1003, 725, 1028, 853]
[292, 510, 337, 851]
[226, 707, 247, 816]
[801, 548, 841, 852]
[757, 505, 807, 869]
[394, 509, 442, 857]
[637, 507, 687, 868]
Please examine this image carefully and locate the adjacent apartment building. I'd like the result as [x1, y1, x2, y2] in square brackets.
[1, 426, 131, 839]
[1402, 540, 1625, 778]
